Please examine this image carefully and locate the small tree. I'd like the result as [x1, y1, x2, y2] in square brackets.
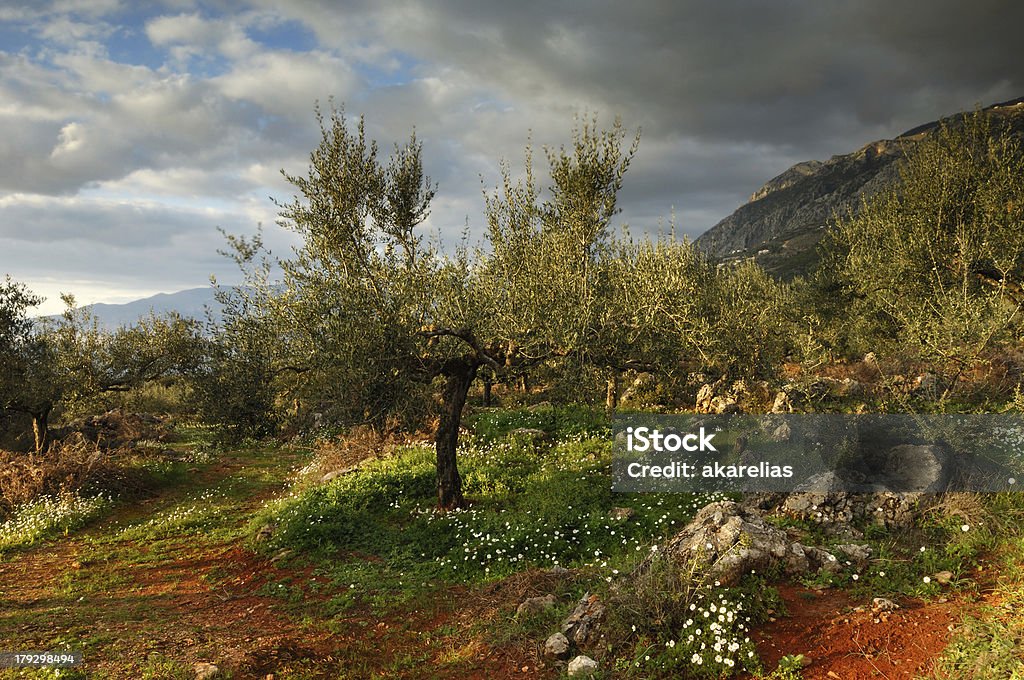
[0, 277, 54, 451]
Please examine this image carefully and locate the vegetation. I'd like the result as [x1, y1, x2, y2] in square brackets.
[815, 111, 1024, 385]
[2, 104, 1024, 678]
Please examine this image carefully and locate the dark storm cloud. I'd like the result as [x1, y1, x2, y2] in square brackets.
[343, 0, 1024, 147]
[2, 0, 1021, 309]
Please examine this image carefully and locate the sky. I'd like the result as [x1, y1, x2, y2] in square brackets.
[1, 1, 1021, 315]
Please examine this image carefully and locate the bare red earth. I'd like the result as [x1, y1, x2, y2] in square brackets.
[752, 584, 964, 679]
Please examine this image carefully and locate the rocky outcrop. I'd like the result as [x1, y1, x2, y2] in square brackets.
[652, 501, 843, 585]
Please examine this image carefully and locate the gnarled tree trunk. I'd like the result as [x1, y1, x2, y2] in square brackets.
[32, 406, 51, 454]
[606, 372, 619, 411]
[435, 357, 478, 510]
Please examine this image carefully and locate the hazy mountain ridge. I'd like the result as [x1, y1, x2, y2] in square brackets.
[48, 287, 222, 330]
[695, 97, 1024, 277]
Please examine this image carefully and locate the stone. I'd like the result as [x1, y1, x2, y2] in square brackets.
[770, 421, 792, 442]
[516, 594, 556, 617]
[562, 594, 606, 647]
[194, 663, 221, 680]
[254, 524, 276, 543]
[544, 632, 571, 660]
[655, 501, 837, 585]
[771, 391, 792, 413]
[695, 383, 716, 413]
[609, 507, 635, 522]
[567, 655, 598, 676]
[872, 597, 899, 612]
[881, 444, 951, 493]
[835, 543, 872, 568]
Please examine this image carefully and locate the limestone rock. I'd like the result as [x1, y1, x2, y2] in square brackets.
[516, 594, 556, 618]
[881, 444, 951, 493]
[194, 663, 221, 680]
[656, 501, 837, 585]
[567, 655, 598, 676]
[562, 594, 606, 647]
[544, 632, 571, 660]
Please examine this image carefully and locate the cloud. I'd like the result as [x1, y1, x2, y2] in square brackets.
[2, 0, 1022, 309]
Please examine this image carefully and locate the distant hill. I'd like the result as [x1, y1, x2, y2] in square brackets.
[56, 287, 222, 330]
[694, 97, 1024, 278]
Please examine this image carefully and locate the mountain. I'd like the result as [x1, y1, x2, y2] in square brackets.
[694, 97, 1024, 278]
[60, 287, 222, 330]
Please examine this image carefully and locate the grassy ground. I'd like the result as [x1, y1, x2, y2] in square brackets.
[1, 408, 1023, 678]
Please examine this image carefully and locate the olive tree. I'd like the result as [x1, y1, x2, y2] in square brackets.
[0, 277, 54, 451]
[1, 279, 200, 452]
[828, 110, 1024, 374]
[268, 108, 655, 508]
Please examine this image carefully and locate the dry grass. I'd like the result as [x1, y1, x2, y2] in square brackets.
[0, 435, 150, 517]
[294, 424, 430, 487]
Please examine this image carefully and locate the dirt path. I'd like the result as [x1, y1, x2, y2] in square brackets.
[750, 584, 966, 680]
[0, 448, 543, 679]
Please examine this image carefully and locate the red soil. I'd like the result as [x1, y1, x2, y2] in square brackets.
[752, 584, 965, 679]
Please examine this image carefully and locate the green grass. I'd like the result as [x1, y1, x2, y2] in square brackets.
[252, 407, 725, 605]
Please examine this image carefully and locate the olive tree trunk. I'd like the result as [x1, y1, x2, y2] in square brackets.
[32, 407, 51, 454]
[435, 358, 478, 510]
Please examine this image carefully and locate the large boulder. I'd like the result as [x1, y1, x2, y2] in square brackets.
[655, 501, 838, 585]
[880, 444, 952, 493]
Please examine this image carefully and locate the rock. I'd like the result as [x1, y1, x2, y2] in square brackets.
[932, 570, 954, 585]
[771, 391, 792, 413]
[695, 383, 716, 413]
[516, 594, 556, 618]
[562, 594, 606, 647]
[194, 662, 221, 680]
[770, 421, 792, 442]
[881, 444, 951, 493]
[609, 507, 635, 522]
[655, 501, 837, 585]
[320, 467, 355, 483]
[872, 597, 899, 612]
[544, 632, 571, 660]
[717, 400, 741, 414]
[255, 524, 276, 543]
[567, 655, 598, 676]
[835, 543, 872, 568]
[781, 490, 925, 532]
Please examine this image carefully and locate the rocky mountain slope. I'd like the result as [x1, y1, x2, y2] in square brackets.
[694, 97, 1024, 278]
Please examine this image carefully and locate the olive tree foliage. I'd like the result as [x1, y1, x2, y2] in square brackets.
[826, 110, 1024, 374]
[247, 108, 712, 508]
[0, 277, 53, 451]
[478, 119, 639, 363]
[188, 240, 284, 443]
[262, 105, 499, 508]
[711, 260, 792, 379]
[0, 278, 201, 452]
